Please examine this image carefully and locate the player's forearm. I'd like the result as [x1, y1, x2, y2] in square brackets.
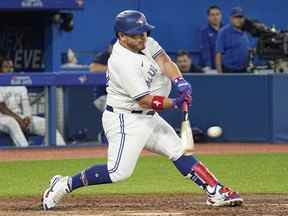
[89, 63, 108, 72]
[137, 95, 174, 110]
[215, 53, 223, 73]
[0, 103, 23, 122]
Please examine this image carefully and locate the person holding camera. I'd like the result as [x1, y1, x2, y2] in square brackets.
[215, 7, 251, 73]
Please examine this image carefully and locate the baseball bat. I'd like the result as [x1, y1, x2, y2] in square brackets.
[180, 102, 194, 155]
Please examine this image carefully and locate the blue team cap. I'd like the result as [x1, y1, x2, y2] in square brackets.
[230, 7, 245, 17]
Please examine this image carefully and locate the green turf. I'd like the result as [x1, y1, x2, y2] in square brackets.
[0, 153, 287, 196]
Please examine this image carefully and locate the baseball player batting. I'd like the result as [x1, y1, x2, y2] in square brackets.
[42, 10, 243, 209]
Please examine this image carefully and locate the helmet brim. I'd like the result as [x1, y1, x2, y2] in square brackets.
[124, 23, 155, 35]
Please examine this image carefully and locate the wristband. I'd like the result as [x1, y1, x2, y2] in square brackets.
[151, 96, 165, 111]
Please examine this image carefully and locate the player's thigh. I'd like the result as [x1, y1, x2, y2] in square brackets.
[29, 116, 46, 135]
[146, 114, 184, 161]
[0, 116, 21, 132]
[103, 111, 153, 182]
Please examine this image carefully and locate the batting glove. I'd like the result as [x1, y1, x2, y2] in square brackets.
[173, 77, 192, 96]
[172, 92, 192, 109]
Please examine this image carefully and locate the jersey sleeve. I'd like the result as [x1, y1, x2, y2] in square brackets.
[145, 37, 164, 59]
[114, 58, 150, 100]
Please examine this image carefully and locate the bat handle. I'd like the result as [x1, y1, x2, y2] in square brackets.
[182, 102, 188, 112]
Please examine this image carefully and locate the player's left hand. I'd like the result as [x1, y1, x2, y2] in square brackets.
[173, 92, 192, 109]
[184, 93, 192, 106]
[173, 77, 192, 96]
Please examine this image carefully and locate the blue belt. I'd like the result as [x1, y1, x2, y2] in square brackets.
[106, 105, 155, 116]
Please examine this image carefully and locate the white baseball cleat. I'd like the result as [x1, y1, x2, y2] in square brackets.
[206, 184, 243, 207]
[42, 175, 71, 210]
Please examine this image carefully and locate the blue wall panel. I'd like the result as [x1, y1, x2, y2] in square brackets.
[188, 75, 271, 142]
[59, 0, 288, 58]
[64, 74, 283, 143]
[60, 0, 138, 53]
[162, 75, 272, 142]
[64, 87, 102, 141]
[272, 75, 288, 143]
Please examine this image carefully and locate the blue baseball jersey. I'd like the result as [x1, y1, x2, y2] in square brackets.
[200, 24, 220, 69]
[216, 24, 250, 70]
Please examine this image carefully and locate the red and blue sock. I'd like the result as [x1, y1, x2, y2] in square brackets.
[173, 155, 218, 191]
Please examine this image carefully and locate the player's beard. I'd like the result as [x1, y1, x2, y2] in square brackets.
[129, 42, 145, 52]
[128, 38, 146, 52]
[136, 42, 146, 51]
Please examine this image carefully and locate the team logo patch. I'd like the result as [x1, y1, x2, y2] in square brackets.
[21, 0, 43, 8]
[153, 100, 161, 108]
[136, 15, 146, 25]
[78, 75, 88, 84]
[10, 76, 32, 85]
[137, 19, 144, 25]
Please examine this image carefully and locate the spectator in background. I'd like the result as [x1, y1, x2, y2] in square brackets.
[90, 38, 116, 112]
[89, 38, 116, 73]
[0, 55, 66, 147]
[61, 48, 87, 69]
[176, 50, 203, 73]
[200, 5, 223, 72]
[1, 57, 14, 72]
[215, 7, 250, 73]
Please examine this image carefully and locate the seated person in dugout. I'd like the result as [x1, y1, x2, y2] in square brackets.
[0, 55, 66, 147]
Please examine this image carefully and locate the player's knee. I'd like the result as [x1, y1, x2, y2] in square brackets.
[168, 145, 185, 161]
[109, 167, 134, 183]
[4, 117, 21, 131]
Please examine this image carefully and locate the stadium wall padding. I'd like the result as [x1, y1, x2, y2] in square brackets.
[64, 74, 288, 143]
[59, 0, 288, 61]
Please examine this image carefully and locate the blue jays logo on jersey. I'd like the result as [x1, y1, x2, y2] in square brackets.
[145, 64, 157, 88]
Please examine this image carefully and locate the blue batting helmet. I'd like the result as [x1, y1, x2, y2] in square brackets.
[114, 10, 155, 35]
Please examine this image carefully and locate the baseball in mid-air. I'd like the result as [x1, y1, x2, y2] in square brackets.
[207, 126, 223, 138]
